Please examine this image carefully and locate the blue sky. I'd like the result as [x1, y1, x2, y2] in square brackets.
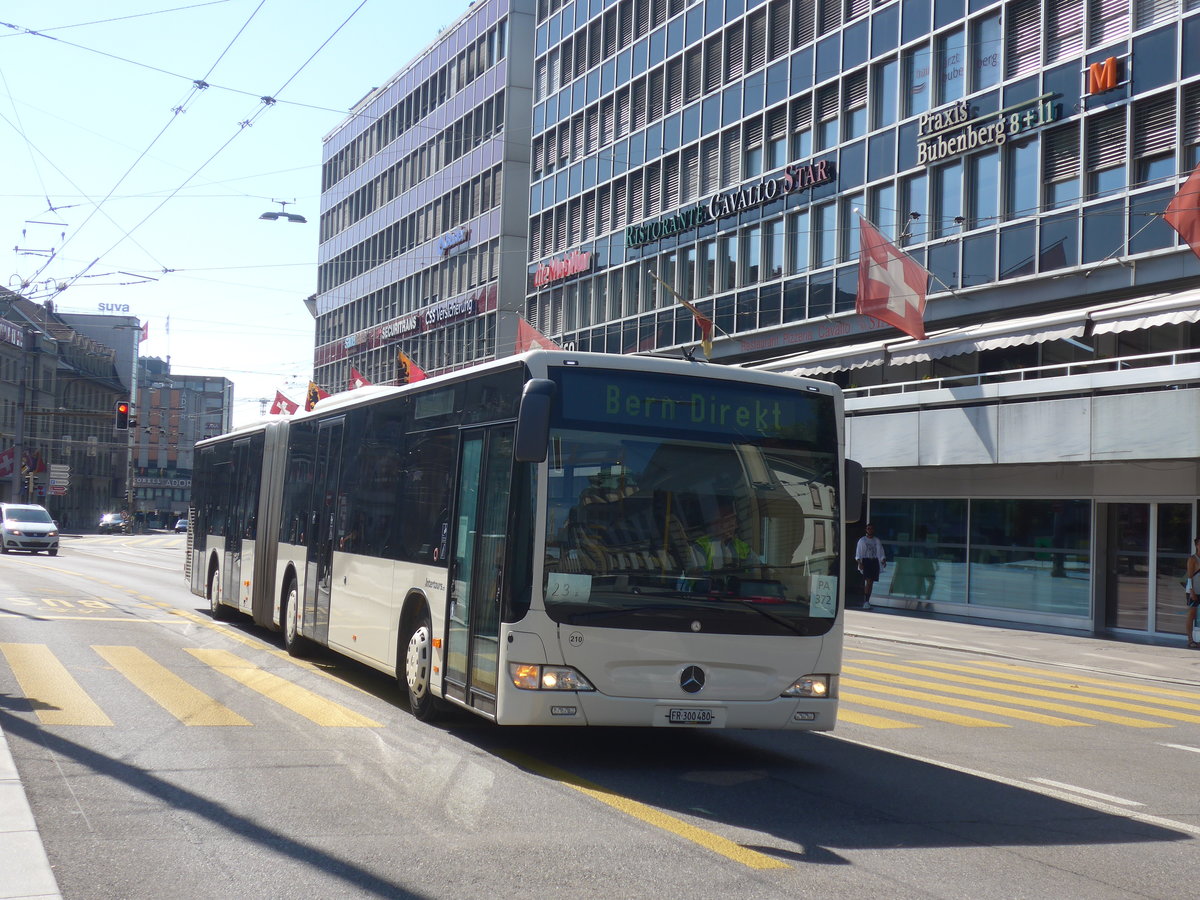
[1, 0, 463, 424]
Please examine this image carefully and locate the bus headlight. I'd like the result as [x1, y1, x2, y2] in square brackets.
[781, 675, 830, 698]
[509, 663, 595, 692]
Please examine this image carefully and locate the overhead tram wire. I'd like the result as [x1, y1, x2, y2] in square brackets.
[23, 1, 274, 293]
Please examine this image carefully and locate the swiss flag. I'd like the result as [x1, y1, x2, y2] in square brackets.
[268, 391, 298, 415]
[348, 366, 372, 390]
[0, 447, 13, 479]
[515, 316, 563, 353]
[1165, 160, 1200, 261]
[856, 215, 930, 341]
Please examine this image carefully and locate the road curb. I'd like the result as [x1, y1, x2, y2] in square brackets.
[0, 721, 61, 900]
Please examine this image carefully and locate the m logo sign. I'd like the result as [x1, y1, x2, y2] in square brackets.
[1087, 57, 1120, 95]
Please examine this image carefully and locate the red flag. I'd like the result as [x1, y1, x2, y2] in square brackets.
[396, 350, 426, 384]
[0, 447, 14, 479]
[856, 215, 930, 341]
[305, 381, 330, 411]
[678, 297, 714, 357]
[1165, 160, 1200, 261]
[348, 367, 372, 390]
[268, 391, 299, 415]
[515, 317, 563, 353]
[139, 321, 149, 343]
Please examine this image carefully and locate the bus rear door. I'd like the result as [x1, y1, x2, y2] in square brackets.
[303, 418, 343, 646]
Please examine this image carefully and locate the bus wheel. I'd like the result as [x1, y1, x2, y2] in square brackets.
[208, 564, 231, 621]
[282, 577, 309, 657]
[402, 609, 438, 721]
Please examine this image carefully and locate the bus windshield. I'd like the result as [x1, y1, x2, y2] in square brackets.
[541, 370, 840, 637]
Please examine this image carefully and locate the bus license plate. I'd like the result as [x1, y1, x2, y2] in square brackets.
[669, 708, 713, 724]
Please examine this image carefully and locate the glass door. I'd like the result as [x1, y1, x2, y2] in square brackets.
[1102, 501, 1195, 635]
[444, 426, 513, 702]
[304, 418, 342, 645]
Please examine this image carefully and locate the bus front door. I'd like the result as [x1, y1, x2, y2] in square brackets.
[303, 418, 343, 645]
[445, 426, 513, 709]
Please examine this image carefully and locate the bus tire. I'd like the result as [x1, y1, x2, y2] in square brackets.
[401, 607, 439, 722]
[208, 562, 232, 621]
[282, 576, 310, 657]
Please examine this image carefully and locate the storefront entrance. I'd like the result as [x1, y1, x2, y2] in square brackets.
[1100, 502, 1196, 638]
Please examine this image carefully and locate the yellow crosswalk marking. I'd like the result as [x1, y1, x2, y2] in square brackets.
[186, 648, 381, 727]
[842, 676, 1090, 726]
[0, 643, 112, 726]
[94, 646, 250, 726]
[836, 708, 920, 729]
[954, 660, 1200, 708]
[852, 659, 1200, 725]
[843, 663, 1168, 727]
[840, 690, 1007, 727]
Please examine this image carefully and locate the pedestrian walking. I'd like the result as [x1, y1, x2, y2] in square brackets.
[855, 523, 886, 609]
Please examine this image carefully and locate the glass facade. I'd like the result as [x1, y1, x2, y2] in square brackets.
[525, 0, 1200, 359]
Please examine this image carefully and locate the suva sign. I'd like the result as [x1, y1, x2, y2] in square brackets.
[626, 160, 835, 249]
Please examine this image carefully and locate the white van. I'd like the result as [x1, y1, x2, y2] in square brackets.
[0, 503, 60, 555]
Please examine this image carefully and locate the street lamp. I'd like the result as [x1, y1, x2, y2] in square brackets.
[259, 199, 307, 224]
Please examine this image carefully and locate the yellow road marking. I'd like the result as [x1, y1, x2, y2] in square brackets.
[835, 708, 919, 729]
[0, 616, 184, 623]
[843, 664, 1168, 728]
[842, 679, 1090, 727]
[853, 660, 1200, 725]
[186, 648, 381, 727]
[0, 643, 112, 726]
[94, 646, 250, 726]
[955, 660, 1200, 707]
[500, 751, 790, 869]
[840, 691, 1007, 727]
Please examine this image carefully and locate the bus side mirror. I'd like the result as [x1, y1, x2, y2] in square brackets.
[843, 459, 864, 524]
[514, 378, 555, 463]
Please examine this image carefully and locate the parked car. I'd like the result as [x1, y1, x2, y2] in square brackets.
[174, 517, 188, 533]
[0, 503, 60, 555]
[98, 512, 125, 534]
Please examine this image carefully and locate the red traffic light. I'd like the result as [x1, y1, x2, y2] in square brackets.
[115, 401, 130, 430]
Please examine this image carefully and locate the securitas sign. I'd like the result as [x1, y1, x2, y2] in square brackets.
[626, 160, 836, 249]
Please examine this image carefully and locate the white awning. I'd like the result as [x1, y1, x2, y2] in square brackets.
[886, 308, 1088, 365]
[756, 335, 894, 375]
[1088, 288, 1200, 335]
[754, 288, 1199, 376]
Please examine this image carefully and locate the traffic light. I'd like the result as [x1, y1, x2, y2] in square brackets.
[114, 401, 130, 430]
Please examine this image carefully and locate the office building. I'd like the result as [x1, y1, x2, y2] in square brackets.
[314, 0, 537, 390]
[525, 0, 1200, 641]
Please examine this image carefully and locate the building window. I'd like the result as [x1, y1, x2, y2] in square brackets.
[718, 234, 738, 292]
[816, 84, 839, 150]
[813, 202, 836, 268]
[972, 13, 1002, 92]
[1134, 0, 1177, 29]
[873, 57, 899, 129]
[1185, 83, 1200, 169]
[763, 217, 782, 279]
[766, 104, 788, 170]
[1007, 135, 1040, 218]
[1043, 124, 1081, 210]
[904, 44, 931, 118]
[1086, 108, 1127, 198]
[932, 160, 964, 239]
[744, 117, 764, 177]
[1132, 93, 1177, 186]
[787, 209, 811, 274]
[843, 70, 868, 141]
[936, 28, 966, 105]
[1006, 0, 1041, 79]
[869, 182, 897, 239]
[1046, 0, 1085, 63]
[790, 95, 813, 160]
[1089, 0, 1130, 46]
[740, 224, 762, 285]
[902, 171, 928, 244]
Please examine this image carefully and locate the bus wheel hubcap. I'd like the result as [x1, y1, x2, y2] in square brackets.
[406, 626, 430, 697]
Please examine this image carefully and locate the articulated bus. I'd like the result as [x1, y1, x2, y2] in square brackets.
[187, 351, 861, 728]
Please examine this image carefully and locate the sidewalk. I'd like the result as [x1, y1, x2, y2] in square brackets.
[2, 610, 1199, 899]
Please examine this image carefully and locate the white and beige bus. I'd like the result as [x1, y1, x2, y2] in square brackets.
[187, 350, 860, 728]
